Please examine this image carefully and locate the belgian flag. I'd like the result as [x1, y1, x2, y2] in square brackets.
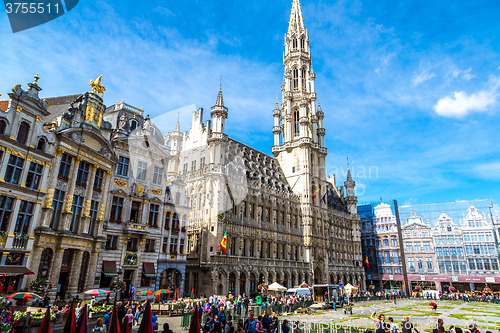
[365, 256, 370, 268]
[220, 229, 228, 254]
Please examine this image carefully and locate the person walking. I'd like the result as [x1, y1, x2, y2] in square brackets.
[225, 315, 235, 333]
[243, 311, 257, 333]
[262, 311, 271, 333]
[401, 316, 419, 333]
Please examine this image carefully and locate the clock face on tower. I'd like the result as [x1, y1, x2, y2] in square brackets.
[217, 211, 225, 221]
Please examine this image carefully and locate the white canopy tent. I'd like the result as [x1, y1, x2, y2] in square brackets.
[268, 282, 287, 292]
[344, 283, 359, 294]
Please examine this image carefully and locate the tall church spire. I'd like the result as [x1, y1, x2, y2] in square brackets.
[288, 0, 305, 33]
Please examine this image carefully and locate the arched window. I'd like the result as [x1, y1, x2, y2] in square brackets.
[16, 121, 30, 144]
[300, 38, 305, 49]
[0, 120, 6, 135]
[37, 248, 53, 279]
[293, 109, 300, 137]
[37, 138, 46, 151]
[293, 68, 299, 89]
[175, 192, 181, 205]
[292, 38, 298, 49]
[78, 252, 90, 292]
[301, 68, 306, 90]
[130, 119, 138, 131]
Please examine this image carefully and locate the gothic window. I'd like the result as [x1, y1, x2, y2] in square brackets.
[175, 192, 181, 205]
[130, 119, 138, 131]
[300, 38, 305, 49]
[16, 121, 30, 144]
[293, 68, 299, 89]
[301, 68, 306, 90]
[292, 38, 298, 49]
[293, 109, 300, 137]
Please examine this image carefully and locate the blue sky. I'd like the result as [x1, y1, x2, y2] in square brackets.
[1, 0, 500, 205]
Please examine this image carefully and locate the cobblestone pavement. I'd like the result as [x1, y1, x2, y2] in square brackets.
[129, 300, 500, 332]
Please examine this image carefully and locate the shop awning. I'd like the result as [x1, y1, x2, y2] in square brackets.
[102, 261, 117, 277]
[0, 266, 34, 277]
[143, 262, 156, 278]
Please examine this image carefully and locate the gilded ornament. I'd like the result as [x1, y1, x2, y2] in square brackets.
[89, 75, 106, 97]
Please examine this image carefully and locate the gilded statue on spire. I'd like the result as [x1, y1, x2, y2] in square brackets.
[90, 75, 106, 97]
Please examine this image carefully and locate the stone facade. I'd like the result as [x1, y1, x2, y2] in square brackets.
[165, 0, 364, 297]
[0, 76, 54, 292]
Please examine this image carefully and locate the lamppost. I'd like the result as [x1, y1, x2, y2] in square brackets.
[115, 268, 123, 302]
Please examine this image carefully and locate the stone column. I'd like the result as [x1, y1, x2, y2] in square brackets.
[97, 171, 112, 223]
[27, 246, 44, 284]
[0, 148, 10, 182]
[85, 250, 100, 290]
[80, 165, 98, 234]
[235, 271, 240, 296]
[37, 161, 52, 194]
[48, 249, 65, 300]
[42, 148, 64, 213]
[67, 250, 83, 296]
[62, 157, 82, 230]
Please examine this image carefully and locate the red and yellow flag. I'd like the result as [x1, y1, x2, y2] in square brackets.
[220, 229, 227, 254]
[312, 188, 320, 198]
[365, 256, 369, 268]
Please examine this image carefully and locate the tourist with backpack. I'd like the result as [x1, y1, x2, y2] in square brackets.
[244, 312, 257, 333]
[225, 315, 235, 333]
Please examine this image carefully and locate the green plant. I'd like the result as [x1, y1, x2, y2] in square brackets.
[29, 278, 53, 295]
[30, 311, 55, 320]
[13, 311, 26, 322]
[110, 280, 126, 293]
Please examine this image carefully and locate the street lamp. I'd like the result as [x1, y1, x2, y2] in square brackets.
[115, 269, 123, 302]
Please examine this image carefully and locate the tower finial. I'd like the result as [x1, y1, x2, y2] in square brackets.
[220, 75, 222, 90]
[347, 156, 349, 170]
[33, 73, 40, 84]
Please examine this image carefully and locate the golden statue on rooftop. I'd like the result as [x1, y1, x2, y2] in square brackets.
[90, 75, 106, 97]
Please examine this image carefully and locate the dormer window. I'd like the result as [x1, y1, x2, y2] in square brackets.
[37, 138, 46, 152]
[16, 121, 30, 144]
[0, 120, 6, 135]
[130, 119, 138, 131]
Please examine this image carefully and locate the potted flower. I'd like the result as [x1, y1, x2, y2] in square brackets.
[172, 227, 180, 232]
[181, 227, 186, 232]
[13, 311, 26, 327]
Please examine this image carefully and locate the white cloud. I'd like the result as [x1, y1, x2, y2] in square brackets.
[412, 67, 436, 87]
[434, 75, 500, 117]
[449, 65, 474, 81]
[475, 162, 500, 180]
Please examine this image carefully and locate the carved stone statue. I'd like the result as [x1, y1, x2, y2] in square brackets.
[143, 115, 151, 131]
[118, 115, 128, 131]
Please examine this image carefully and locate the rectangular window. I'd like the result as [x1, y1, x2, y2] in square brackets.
[162, 237, 169, 253]
[137, 161, 147, 180]
[445, 261, 452, 272]
[478, 233, 485, 242]
[183, 163, 188, 174]
[455, 235, 462, 243]
[170, 237, 178, 253]
[383, 238, 389, 247]
[191, 161, 196, 172]
[486, 233, 493, 242]
[414, 242, 421, 253]
[385, 268, 392, 274]
[417, 257, 423, 269]
[434, 236, 441, 244]
[384, 251, 390, 264]
[377, 252, 383, 264]
[5, 155, 24, 184]
[492, 259, 499, 271]
[148, 204, 159, 226]
[452, 261, 459, 272]
[105, 235, 118, 249]
[172, 213, 179, 229]
[468, 258, 476, 270]
[0, 196, 14, 232]
[58, 153, 72, 179]
[110, 196, 124, 222]
[450, 247, 457, 257]
[50, 189, 65, 229]
[145, 239, 155, 252]
[94, 169, 104, 191]
[476, 259, 483, 270]
[25, 162, 43, 190]
[394, 268, 401, 274]
[448, 235, 454, 244]
[69, 195, 84, 233]
[250, 240, 255, 257]
[392, 251, 399, 264]
[152, 167, 163, 185]
[200, 157, 205, 169]
[88, 200, 99, 235]
[438, 261, 445, 272]
[471, 233, 478, 242]
[116, 156, 130, 176]
[15, 200, 34, 234]
[423, 242, 431, 253]
[408, 257, 414, 269]
[488, 245, 496, 255]
[436, 247, 442, 257]
[457, 247, 464, 257]
[179, 238, 185, 254]
[473, 245, 480, 255]
[460, 261, 467, 272]
[480, 245, 488, 255]
[466, 245, 473, 255]
[484, 259, 491, 271]
[426, 257, 433, 270]
[443, 247, 449, 257]
[76, 161, 90, 186]
[127, 237, 138, 251]
[405, 243, 413, 253]
[391, 237, 398, 247]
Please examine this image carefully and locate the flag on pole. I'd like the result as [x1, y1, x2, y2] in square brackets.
[220, 229, 227, 254]
[189, 306, 201, 333]
[63, 300, 76, 333]
[137, 300, 154, 333]
[191, 288, 195, 299]
[365, 256, 369, 268]
[36, 308, 51, 333]
[312, 188, 320, 198]
[322, 191, 327, 204]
